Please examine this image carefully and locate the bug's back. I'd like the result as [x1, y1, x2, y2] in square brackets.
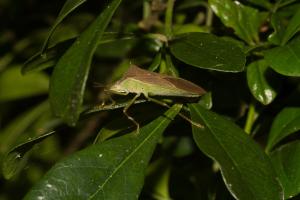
[114, 65, 206, 97]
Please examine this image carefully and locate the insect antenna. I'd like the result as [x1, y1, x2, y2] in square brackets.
[93, 82, 115, 106]
[93, 82, 106, 88]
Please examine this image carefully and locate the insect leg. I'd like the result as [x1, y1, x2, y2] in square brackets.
[100, 89, 116, 106]
[123, 93, 141, 134]
[145, 96, 204, 129]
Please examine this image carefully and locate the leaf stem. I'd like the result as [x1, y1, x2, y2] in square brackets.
[165, 0, 175, 38]
[152, 165, 171, 200]
[143, 0, 151, 20]
[244, 102, 257, 134]
[205, 4, 213, 27]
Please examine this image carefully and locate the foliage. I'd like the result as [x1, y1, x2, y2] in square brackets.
[1, 0, 300, 199]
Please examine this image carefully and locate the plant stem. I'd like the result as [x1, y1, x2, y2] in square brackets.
[205, 4, 213, 27]
[152, 166, 171, 200]
[143, 0, 151, 20]
[244, 102, 256, 134]
[165, 0, 175, 38]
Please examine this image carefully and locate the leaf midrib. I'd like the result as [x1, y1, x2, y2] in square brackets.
[88, 110, 176, 199]
[269, 112, 300, 150]
[191, 105, 256, 198]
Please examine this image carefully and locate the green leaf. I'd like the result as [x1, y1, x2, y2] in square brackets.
[147, 161, 171, 199]
[164, 53, 179, 77]
[0, 66, 48, 102]
[246, 60, 279, 105]
[170, 33, 246, 72]
[0, 101, 50, 155]
[173, 24, 208, 35]
[108, 59, 131, 82]
[266, 107, 300, 153]
[22, 39, 74, 74]
[268, 13, 285, 45]
[281, 8, 300, 45]
[198, 92, 213, 109]
[277, 0, 300, 10]
[95, 117, 133, 143]
[2, 131, 55, 179]
[268, 4, 300, 45]
[265, 36, 300, 76]
[94, 107, 165, 143]
[94, 37, 139, 58]
[189, 104, 283, 200]
[24, 105, 181, 200]
[148, 53, 162, 72]
[82, 99, 147, 115]
[172, 136, 195, 158]
[270, 141, 300, 199]
[49, 0, 122, 126]
[248, 0, 272, 9]
[41, 0, 87, 53]
[209, 0, 267, 45]
[23, 33, 135, 74]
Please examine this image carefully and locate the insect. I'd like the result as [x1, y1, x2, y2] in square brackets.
[107, 65, 206, 133]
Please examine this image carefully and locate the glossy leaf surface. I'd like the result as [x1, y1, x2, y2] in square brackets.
[41, 0, 87, 52]
[189, 104, 283, 200]
[268, 12, 286, 45]
[270, 141, 300, 199]
[0, 101, 50, 155]
[49, 0, 122, 126]
[24, 105, 181, 200]
[23, 33, 135, 74]
[247, 60, 278, 105]
[209, 0, 266, 45]
[2, 131, 55, 179]
[198, 92, 213, 109]
[265, 37, 300, 76]
[23, 39, 74, 74]
[266, 107, 300, 152]
[268, 13, 285, 45]
[170, 33, 246, 72]
[281, 8, 300, 45]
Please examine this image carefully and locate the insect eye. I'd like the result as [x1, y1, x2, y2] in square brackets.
[120, 90, 128, 94]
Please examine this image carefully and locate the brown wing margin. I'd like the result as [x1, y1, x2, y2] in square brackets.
[123, 65, 153, 78]
[163, 76, 206, 95]
[122, 65, 206, 96]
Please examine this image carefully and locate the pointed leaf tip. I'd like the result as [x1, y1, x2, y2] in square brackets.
[24, 105, 181, 199]
[189, 104, 283, 200]
[49, 0, 122, 125]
